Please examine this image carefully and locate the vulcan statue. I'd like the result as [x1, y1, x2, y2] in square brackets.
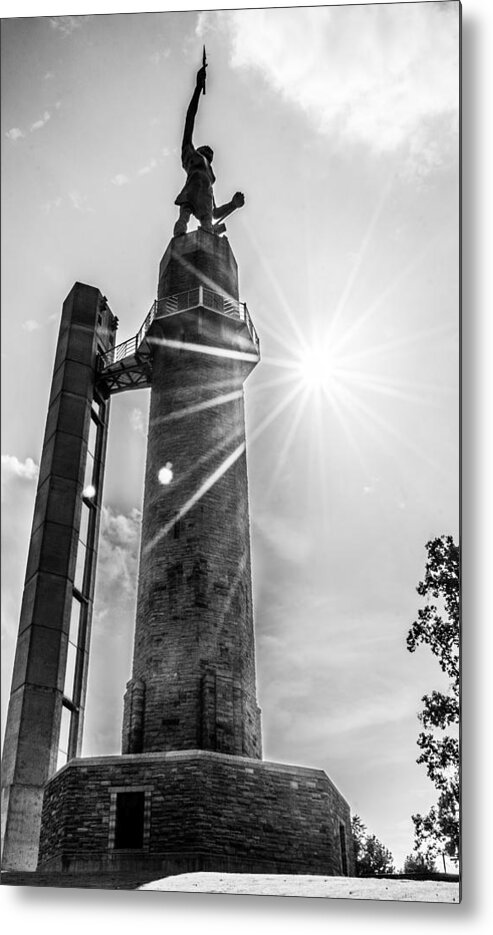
[173, 55, 245, 237]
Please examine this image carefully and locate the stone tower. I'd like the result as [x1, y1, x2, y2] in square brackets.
[122, 233, 262, 762]
[2, 229, 353, 878]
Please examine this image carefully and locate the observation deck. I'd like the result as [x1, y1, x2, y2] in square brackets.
[97, 285, 259, 396]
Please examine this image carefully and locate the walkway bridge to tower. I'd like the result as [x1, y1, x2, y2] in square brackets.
[97, 286, 260, 396]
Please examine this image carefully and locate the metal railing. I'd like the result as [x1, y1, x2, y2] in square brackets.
[99, 286, 259, 370]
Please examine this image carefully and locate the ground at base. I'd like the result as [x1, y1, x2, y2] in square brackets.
[139, 872, 460, 902]
[2, 870, 460, 902]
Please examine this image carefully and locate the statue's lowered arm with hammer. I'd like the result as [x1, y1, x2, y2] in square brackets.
[173, 49, 245, 237]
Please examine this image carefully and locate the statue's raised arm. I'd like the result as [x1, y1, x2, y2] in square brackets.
[181, 66, 206, 165]
[173, 56, 245, 238]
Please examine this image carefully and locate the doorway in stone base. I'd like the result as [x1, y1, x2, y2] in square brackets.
[108, 786, 152, 851]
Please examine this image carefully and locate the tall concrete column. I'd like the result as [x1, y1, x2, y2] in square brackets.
[1, 283, 117, 870]
[123, 231, 262, 758]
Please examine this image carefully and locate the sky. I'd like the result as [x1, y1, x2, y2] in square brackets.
[1, 2, 459, 872]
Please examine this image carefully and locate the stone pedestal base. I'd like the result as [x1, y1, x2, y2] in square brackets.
[37, 750, 353, 877]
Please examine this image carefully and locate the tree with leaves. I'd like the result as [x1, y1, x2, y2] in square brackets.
[407, 535, 459, 865]
[403, 852, 436, 874]
[351, 815, 395, 876]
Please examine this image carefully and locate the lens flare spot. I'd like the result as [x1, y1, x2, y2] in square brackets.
[158, 462, 173, 485]
[82, 484, 96, 499]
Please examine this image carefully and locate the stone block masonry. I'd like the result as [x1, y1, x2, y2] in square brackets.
[122, 232, 262, 759]
[38, 751, 354, 877]
[158, 228, 239, 302]
[124, 349, 261, 758]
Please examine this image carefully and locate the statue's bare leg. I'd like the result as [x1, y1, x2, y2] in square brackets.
[174, 205, 192, 237]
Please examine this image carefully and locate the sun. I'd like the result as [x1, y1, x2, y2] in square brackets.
[296, 346, 339, 393]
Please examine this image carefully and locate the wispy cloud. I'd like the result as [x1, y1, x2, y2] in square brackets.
[22, 319, 41, 333]
[97, 505, 141, 593]
[6, 102, 61, 142]
[199, 4, 458, 165]
[137, 158, 158, 176]
[41, 197, 62, 214]
[48, 15, 91, 36]
[1, 454, 39, 500]
[255, 511, 312, 565]
[111, 173, 130, 187]
[150, 48, 171, 66]
[5, 127, 24, 142]
[1, 455, 40, 736]
[130, 408, 147, 436]
[69, 190, 93, 212]
[82, 504, 142, 754]
[30, 111, 51, 132]
[290, 690, 418, 742]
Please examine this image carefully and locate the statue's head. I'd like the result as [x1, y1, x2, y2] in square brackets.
[197, 145, 214, 164]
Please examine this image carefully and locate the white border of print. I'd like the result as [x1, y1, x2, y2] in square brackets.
[1, 1, 491, 934]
